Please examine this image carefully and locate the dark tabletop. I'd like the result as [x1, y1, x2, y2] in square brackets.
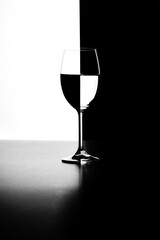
[0, 140, 139, 239]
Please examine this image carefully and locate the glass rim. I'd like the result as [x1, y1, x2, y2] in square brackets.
[64, 48, 97, 52]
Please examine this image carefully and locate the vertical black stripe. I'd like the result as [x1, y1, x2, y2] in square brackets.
[80, 0, 160, 160]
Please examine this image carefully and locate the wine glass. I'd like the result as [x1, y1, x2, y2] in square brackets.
[60, 48, 100, 164]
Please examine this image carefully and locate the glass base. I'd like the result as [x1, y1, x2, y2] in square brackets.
[62, 149, 100, 165]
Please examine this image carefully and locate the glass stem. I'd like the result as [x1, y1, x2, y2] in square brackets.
[78, 110, 84, 152]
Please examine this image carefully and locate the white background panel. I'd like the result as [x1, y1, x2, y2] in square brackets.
[0, 0, 80, 140]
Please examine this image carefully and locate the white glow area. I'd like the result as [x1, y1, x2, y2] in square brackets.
[0, 159, 79, 191]
[0, 0, 80, 140]
[0, 141, 79, 191]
